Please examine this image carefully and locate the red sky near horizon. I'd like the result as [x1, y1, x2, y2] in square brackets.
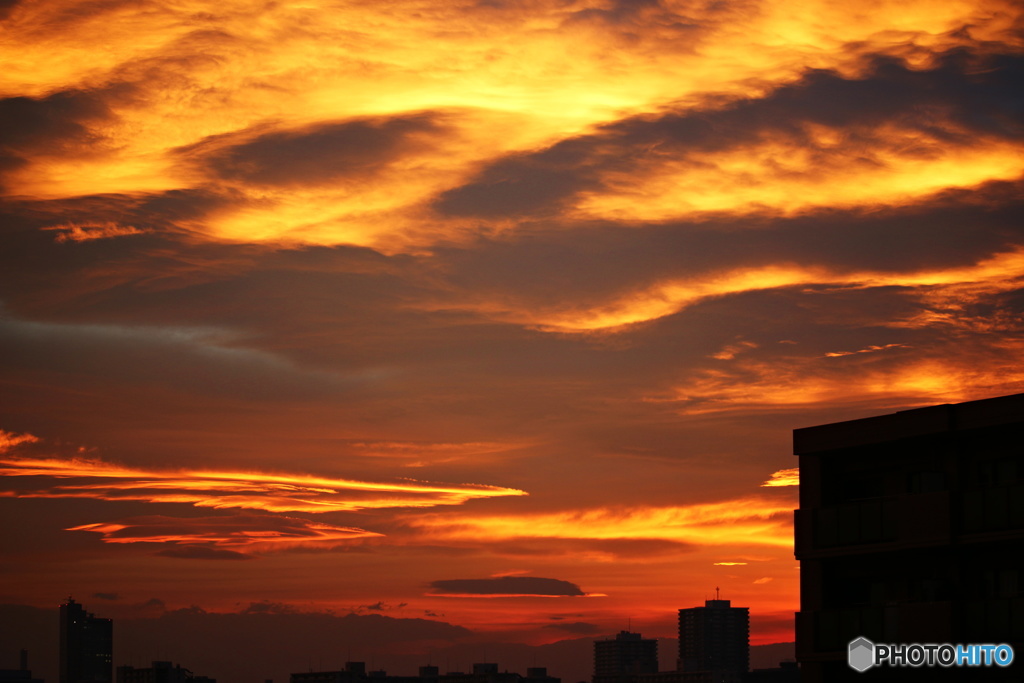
[1, 0, 1023, 674]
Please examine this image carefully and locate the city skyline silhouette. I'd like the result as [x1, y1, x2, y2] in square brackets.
[4, 595, 793, 683]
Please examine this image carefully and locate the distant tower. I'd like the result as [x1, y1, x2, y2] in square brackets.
[60, 598, 113, 683]
[678, 597, 749, 682]
[593, 631, 658, 683]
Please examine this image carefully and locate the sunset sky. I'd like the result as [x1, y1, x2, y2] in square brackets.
[1, 0, 1023, 679]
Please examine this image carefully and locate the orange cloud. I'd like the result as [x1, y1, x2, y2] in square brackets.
[657, 343, 1024, 416]
[575, 131, 1024, 223]
[0, 430, 39, 451]
[348, 440, 529, 467]
[405, 497, 795, 548]
[3, 0, 1017, 249]
[823, 344, 910, 358]
[761, 468, 800, 488]
[68, 513, 381, 555]
[0, 455, 527, 513]
[712, 341, 759, 360]
[42, 222, 145, 242]
[488, 246, 1024, 332]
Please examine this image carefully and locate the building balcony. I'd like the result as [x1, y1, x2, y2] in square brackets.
[797, 601, 955, 658]
[795, 491, 951, 558]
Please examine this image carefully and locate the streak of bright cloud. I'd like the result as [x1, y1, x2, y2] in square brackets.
[761, 469, 799, 488]
[404, 497, 795, 548]
[0, 454, 527, 513]
[430, 245, 1024, 333]
[68, 514, 382, 555]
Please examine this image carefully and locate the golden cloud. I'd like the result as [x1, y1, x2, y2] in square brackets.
[0, 430, 39, 451]
[492, 246, 1024, 332]
[823, 344, 911, 358]
[42, 222, 145, 242]
[405, 496, 795, 548]
[347, 440, 528, 467]
[656, 343, 1024, 416]
[3, 0, 1018, 248]
[761, 468, 800, 488]
[0, 455, 527, 513]
[68, 513, 381, 555]
[576, 130, 1024, 224]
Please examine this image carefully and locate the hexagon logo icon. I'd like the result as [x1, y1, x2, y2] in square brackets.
[848, 637, 875, 672]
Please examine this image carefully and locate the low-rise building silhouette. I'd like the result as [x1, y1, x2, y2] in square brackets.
[593, 631, 658, 683]
[292, 663, 559, 683]
[116, 662, 214, 683]
[741, 662, 797, 683]
[1, 649, 44, 683]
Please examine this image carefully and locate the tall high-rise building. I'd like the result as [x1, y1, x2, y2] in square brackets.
[60, 598, 113, 683]
[678, 599, 749, 682]
[593, 631, 658, 683]
[794, 392, 1024, 682]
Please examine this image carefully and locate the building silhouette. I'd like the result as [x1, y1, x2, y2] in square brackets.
[794, 392, 1024, 681]
[593, 631, 658, 683]
[292, 663, 558, 683]
[292, 663, 367, 683]
[116, 662, 214, 683]
[1, 650, 44, 683]
[740, 662, 797, 683]
[589, 603, 754, 683]
[60, 599, 112, 683]
[678, 599, 749, 682]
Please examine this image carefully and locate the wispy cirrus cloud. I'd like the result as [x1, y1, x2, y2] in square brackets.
[823, 344, 910, 358]
[70, 513, 381, 556]
[347, 440, 529, 467]
[761, 469, 799, 488]
[655, 338, 1024, 416]
[42, 221, 145, 242]
[0, 453, 527, 513]
[0, 433, 525, 557]
[405, 497, 795, 548]
[0, 430, 38, 450]
[424, 245, 1024, 333]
